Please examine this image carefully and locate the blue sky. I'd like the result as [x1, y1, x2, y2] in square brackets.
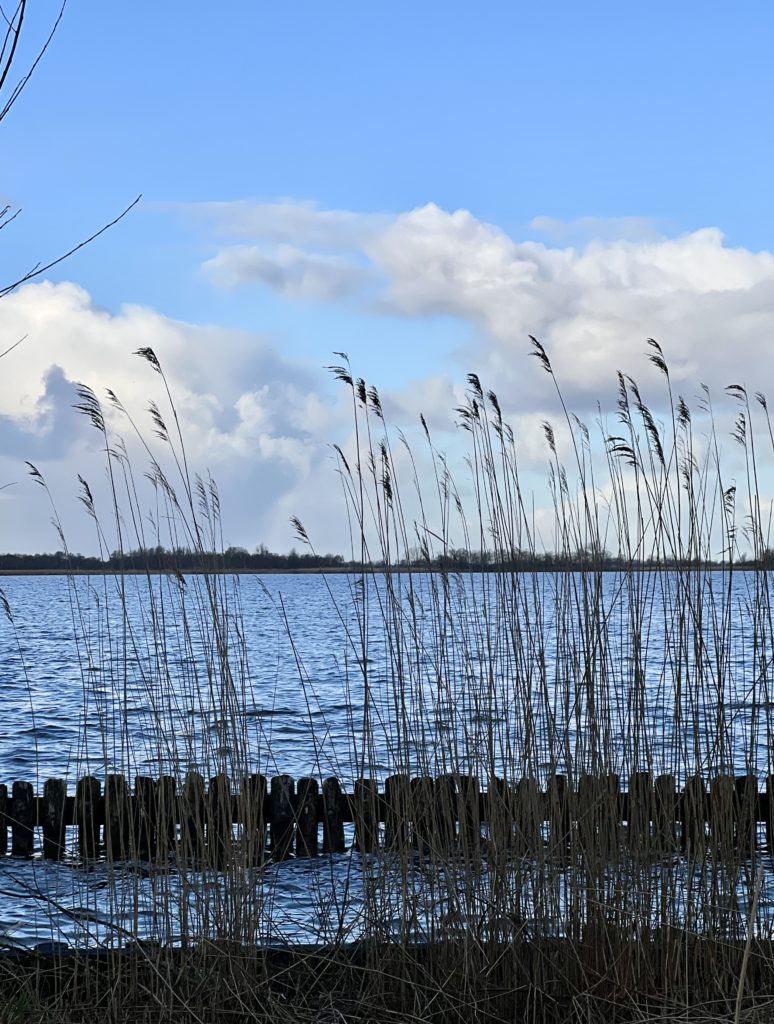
[1, 1, 774, 554]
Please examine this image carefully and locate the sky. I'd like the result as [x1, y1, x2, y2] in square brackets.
[1, 0, 774, 556]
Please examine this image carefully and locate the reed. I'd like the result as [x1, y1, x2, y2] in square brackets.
[2, 340, 774, 1021]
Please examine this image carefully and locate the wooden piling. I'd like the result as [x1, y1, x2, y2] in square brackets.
[156, 775, 177, 858]
[105, 774, 131, 861]
[547, 774, 570, 852]
[296, 777, 319, 857]
[710, 774, 735, 858]
[269, 774, 295, 860]
[682, 775, 707, 855]
[74, 776, 101, 861]
[487, 776, 513, 856]
[208, 773, 232, 868]
[322, 776, 345, 854]
[42, 777, 67, 860]
[411, 776, 435, 854]
[0, 784, 7, 856]
[735, 774, 758, 853]
[11, 780, 34, 857]
[181, 771, 206, 864]
[240, 773, 267, 862]
[134, 776, 155, 860]
[628, 771, 653, 852]
[654, 773, 677, 852]
[515, 777, 542, 852]
[353, 778, 379, 853]
[456, 774, 480, 857]
[384, 773, 410, 851]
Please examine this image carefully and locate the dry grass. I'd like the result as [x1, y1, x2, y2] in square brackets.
[4, 340, 774, 1021]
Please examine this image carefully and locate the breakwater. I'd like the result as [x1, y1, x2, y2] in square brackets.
[1, 770, 771, 864]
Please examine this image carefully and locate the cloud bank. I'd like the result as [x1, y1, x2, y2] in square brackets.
[4, 201, 774, 553]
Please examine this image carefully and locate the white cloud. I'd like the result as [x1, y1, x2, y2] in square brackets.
[199, 200, 774, 417]
[203, 243, 370, 300]
[0, 281, 344, 554]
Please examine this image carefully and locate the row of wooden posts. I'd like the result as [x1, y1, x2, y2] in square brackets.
[0, 771, 772, 864]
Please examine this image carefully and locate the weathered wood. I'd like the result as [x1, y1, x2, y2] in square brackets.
[42, 777, 67, 860]
[181, 771, 206, 863]
[515, 777, 542, 852]
[411, 776, 435, 854]
[654, 773, 677, 851]
[628, 772, 653, 851]
[296, 777, 319, 857]
[269, 774, 295, 860]
[240, 773, 267, 862]
[74, 776, 101, 860]
[682, 775, 707, 854]
[322, 776, 345, 853]
[547, 774, 570, 851]
[0, 784, 7, 856]
[487, 776, 513, 856]
[735, 774, 758, 852]
[456, 774, 481, 857]
[384, 773, 410, 851]
[134, 776, 155, 860]
[156, 775, 177, 858]
[105, 774, 131, 861]
[710, 774, 735, 858]
[208, 773, 232, 868]
[766, 774, 774, 851]
[434, 774, 458, 852]
[354, 778, 379, 853]
[11, 780, 34, 857]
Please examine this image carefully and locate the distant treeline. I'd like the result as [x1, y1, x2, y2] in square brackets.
[0, 544, 773, 573]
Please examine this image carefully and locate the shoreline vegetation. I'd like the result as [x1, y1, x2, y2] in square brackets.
[4, 338, 774, 1022]
[2, 544, 774, 575]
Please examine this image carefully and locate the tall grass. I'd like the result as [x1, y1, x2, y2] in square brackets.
[3, 339, 774, 1021]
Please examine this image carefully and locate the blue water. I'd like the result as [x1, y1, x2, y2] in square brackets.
[0, 569, 773, 948]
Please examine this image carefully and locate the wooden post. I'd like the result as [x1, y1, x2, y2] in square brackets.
[411, 776, 435, 855]
[0, 784, 7, 856]
[296, 777, 319, 857]
[434, 774, 457, 853]
[654, 773, 677, 852]
[487, 776, 513, 858]
[682, 775, 706, 855]
[354, 778, 379, 853]
[208, 773, 232, 868]
[384, 773, 411, 851]
[11, 781, 34, 857]
[456, 774, 480, 858]
[156, 776, 177, 859]
[269, 774, 295, 860]
[735, 775, 758, 853]
[75, 776, 101, 861]
[135, 776, 155, 860]
[42, 778, 67, 860]
[710, 774, 735, 860]
[578, 773, 597, 858]
[240, 773, 267, 863]
[766, 774, 774, 852]
[181, 771, 206, 864]
[514, 777, 542, 853]
[628, 771, 653, 853]
[322, 777, 345, 854]
[547, 774, 570, 854]
[105, 774, 131, 861]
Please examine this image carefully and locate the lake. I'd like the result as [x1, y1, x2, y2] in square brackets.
[0, 568, 772, 949]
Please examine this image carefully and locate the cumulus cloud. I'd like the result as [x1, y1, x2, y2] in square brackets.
[200, 199, 774, 418]
[203, 243, 371, 300]
[7, 199, 774, 556]
[0, 281, 347, 554]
